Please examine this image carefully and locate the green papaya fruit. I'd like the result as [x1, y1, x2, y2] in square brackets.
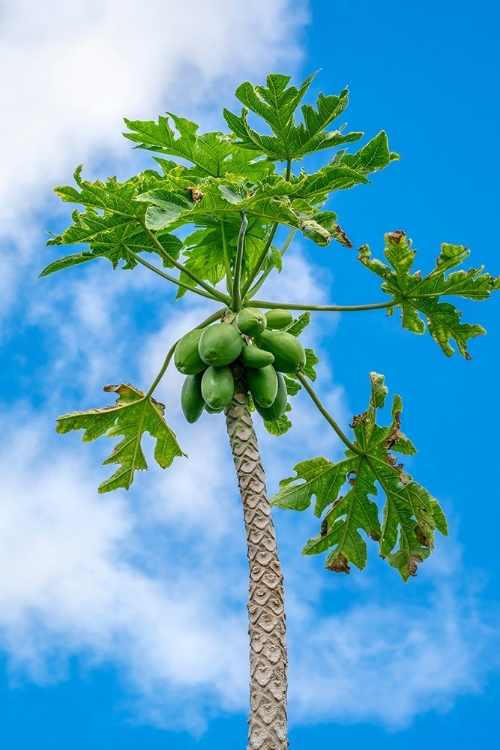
[236, 307, 267, 336]
[174, 328, 206, 375]
[180, 373, 205, 423]
[201, 366, 235, 410]
[246, 365, 278, 408]
[240, 342, 275, 368]
[255, 373, 288, 421]
[198, 323, 243, 367]
[205, 403, 224, 414]
[265, 309, 294, 329]
[254, 330, 306, 373]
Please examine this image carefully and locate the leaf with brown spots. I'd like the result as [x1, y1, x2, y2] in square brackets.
[359, 231, 500, 358]
[272, 373, 447, 581]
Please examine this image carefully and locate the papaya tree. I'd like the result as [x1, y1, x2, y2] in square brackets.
[41, 73, 499, 749]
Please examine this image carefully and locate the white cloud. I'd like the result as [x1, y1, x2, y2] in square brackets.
[1, 0, 498, 738]
[0, 0, 308, 317]
[0, 411, 249, 732]
[0, 407, 496, 734]
[287, 581, 491, 728]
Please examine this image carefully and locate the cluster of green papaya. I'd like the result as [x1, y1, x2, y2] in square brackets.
[175, 307, 305, 424]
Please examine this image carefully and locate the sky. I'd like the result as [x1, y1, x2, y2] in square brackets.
[1, 0, 499, 748]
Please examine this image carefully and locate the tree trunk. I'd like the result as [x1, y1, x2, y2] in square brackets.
[225, 379, 288, 750]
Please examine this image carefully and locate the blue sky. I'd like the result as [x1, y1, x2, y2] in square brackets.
[1, 0, 499, 748]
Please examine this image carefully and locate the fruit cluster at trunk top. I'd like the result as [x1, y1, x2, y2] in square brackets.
[174, 308, 305, 423]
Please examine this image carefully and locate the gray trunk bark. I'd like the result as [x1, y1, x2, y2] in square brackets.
[225, 380, 289, 750]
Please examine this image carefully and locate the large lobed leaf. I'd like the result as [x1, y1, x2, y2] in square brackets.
[223, 73, 363, 161]
[124, 113, 273, 179]
[359, 231, 500, 358]
[42, 167, 182, 275]
[175, 217, 277, 299]
[271, 373, 447, 580]
[56, 384, 184, 493]
[223, 73, 399, 175]
[136, 166, 367, 250]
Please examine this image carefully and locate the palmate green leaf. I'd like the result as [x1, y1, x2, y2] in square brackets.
[44, 167, 182, 272]
[283, 376, 301, 396]
[263, 164, 370, 199]
[124, 114, 274, 179]
[263, 403, 292, 437]
[136, 168, 363, 249]
[224, 74, 364, 162]
[56, 384, 184, 493]
[339, 131, 400, 174]
[223, 73, 317, 161]
[290, 89, 363, 159]
[286, 312, 311, 337]
[290, 164, 369, 199]
[175, 227, 226, 299]
[271, 373, 446, 580]
[175, 217, 279, 299]
[136, 181, 307, 243]
[302, 348, 319, 381]
[359, 231, 500, 358]
[39, 251, 100, 277]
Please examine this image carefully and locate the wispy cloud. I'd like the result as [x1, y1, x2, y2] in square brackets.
[287, 579, 494, 728]
[0, 0, 308, 320]
[0, 403, 497, 734]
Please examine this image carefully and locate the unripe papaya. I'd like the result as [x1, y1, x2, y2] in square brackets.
[201, 366, 235, 410]
[236, 307, 267, 336]
[255, 373, 288, 421]
[205, 403, 224, 414]
[240, 342, 275, 369]
[254, 330, 306, 373]
[246, 365, 278, 408]
[198, 323, 243, 367]
[174, 328, 206, 375]
[180, 373, 205, 423]
[265, 309, 294, 329]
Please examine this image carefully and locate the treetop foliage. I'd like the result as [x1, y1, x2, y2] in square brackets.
[42, 72, 499, 578]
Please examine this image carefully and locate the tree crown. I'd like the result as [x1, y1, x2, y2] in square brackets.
[42, 72, 499, 580]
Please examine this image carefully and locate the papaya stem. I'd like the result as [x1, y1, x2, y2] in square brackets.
[231, 211, 248, 311]
[145, 308, 225, 400]
[221, 220, 233, 295]
[141, 221, 230, 303]
[245, 228, 296, 300]
[126, 248, 225, 302]
[296, 373, 361, 455]
[253, 299, 397, 313]
[241, 158, 292, 298]
[241, 224, 278, 300]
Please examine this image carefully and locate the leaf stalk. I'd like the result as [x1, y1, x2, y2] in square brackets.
[297, 373, 361, 455]
[246, 228, 296, 299]
[240, 160, 292, 299]
[220, 220, 233, 295]
[142, 221, 229, 303]
[253, 299, 397, 313]
[231, 212, 248, 311]
[127, 249, 224, 302]
[145, 308, 225, 399]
